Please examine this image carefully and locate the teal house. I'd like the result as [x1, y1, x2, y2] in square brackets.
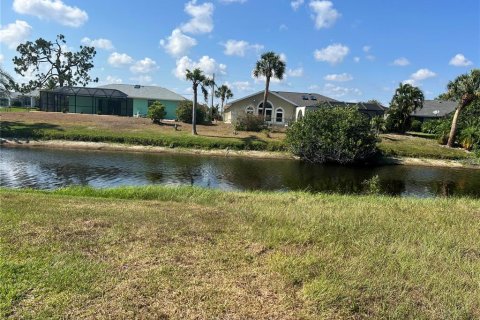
[39, 84, 186, 119]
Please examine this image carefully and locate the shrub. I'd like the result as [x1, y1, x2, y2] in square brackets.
[459, 126, 480, 150]
[147, 101, 166, 124]
[286, 106, 378, 164]
[176, 101, 208, 124]
[370, 116, 386, 134]
[421, 119, 451, 144]
[233, 113, 266, 132]
[410, 119, 422, 132]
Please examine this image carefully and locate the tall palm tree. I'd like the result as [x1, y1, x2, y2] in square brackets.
[253, 52, 286, 121]
[215, 84, 233, 118]
[442, 69, 480, 147]
[387, 83, 424, 133]
[0, 67, 15, 100]
[185, 68, 214, 135]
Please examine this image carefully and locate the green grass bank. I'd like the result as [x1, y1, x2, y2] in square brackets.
[1, 186, 479, 319]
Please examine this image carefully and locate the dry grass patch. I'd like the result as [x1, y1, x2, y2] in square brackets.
[1, 187, 480, 319]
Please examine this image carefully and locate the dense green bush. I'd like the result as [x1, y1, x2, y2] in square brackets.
[370, 116, 386, 134]
[459, 126, 480, 150]
[147, 101, 166, 124]
[286, 107, 378, 164]
[176, 101, 208, 124]
[233, 113, 266, 132]
[409, 119, 422, 132]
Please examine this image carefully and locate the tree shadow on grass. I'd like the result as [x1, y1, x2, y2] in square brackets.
[0, 121, 64, 140]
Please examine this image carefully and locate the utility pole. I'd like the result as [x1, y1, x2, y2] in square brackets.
[210, 73, 215, 120]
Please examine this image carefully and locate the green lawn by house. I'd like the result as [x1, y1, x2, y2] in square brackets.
[377, 133, 472, 160]
[1, 186, 479, 319]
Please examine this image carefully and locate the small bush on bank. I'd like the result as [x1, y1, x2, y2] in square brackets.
[409, 119, 422, 132]
[176, 101, 208, 124]
[147, 101, 166, 124]
[233, 113, 266, 132]
[459, 126, 480, 150]
[286, 106, 378, 164]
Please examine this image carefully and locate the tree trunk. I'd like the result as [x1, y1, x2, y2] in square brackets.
[220, 98, 225, 120]
[192, 85, 198, 135]
[262, 77, 270, 121]
[446, 103, 463, 147]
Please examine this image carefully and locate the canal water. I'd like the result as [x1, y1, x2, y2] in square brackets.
[1, 147, 479, 198]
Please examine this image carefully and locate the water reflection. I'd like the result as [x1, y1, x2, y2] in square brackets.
[1, 147, 479, 198]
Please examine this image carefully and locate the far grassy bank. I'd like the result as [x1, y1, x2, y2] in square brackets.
[1, 111, 474, 160]
[1, 186, 479, 319]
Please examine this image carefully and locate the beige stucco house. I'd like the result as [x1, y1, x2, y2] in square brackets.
[224, 90, 385, 125]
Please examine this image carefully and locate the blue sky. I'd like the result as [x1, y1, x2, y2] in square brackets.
[1, 0, 478, 105]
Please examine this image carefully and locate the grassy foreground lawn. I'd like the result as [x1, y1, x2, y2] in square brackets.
[1, 186, 479, 319]
[1, 112, 473, 160]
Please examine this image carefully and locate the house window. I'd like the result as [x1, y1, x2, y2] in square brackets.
[275, 108, 284, 123]
[297, 110, 304, 120]
[258, 102, 273, 121]
[245, 106, 254, 114]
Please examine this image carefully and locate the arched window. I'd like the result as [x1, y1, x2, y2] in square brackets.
[245, 106, 254, 114]
[297, 110, 303, 120]
[275, 108, 284, 123]
[258, 102, 273, 121]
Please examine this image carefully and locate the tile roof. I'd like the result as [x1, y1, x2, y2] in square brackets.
[411, 100, 457, 118]
[97, 84, 186, 101]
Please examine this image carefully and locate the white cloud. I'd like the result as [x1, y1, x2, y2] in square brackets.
[107, 52, 134, 67]
[314, 44, 349, 65]
[279, 53, 287, 63]
[322, 83, 362, 98]
[353, 57, 360, 63]
[362, 45, 371, 52]
[392, 57, 410, 66]
[309, 0, 340, 29]
[0, 54, 4, 64]
[0, 20, 32, 49]
[411, 68, 436, 81]
[130, 75, 153, 84]
[365, 54, 375, 61]
[81, 37, 114, 50]
[103, 75, 123, 84]
[287, 67, 304, 77]
[403, 68, 437, 87]
[13, 0, 88, 27]
[222, 40, 263, 57]
[324, 73, 353, 82]
[402, 79, 417, 86]
[226, 80, 254, 92]
[180, 0, 214, 34]
[291, 0, 304, 11]
[219, 0, 246, 3]
[449, 54, 473, 67]
[130, 57, 158, 74]
[279, 24, 288, 31]
[174, 55, 227, 80]
[160, 28, 197, 57]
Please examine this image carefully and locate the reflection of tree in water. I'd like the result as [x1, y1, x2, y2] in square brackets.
[431, 180, 457, 197]
[379, 179, 406, 196]
[42, 163, 123, 187]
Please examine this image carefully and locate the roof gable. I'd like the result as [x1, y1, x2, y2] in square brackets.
[226, 90, 337, 108]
